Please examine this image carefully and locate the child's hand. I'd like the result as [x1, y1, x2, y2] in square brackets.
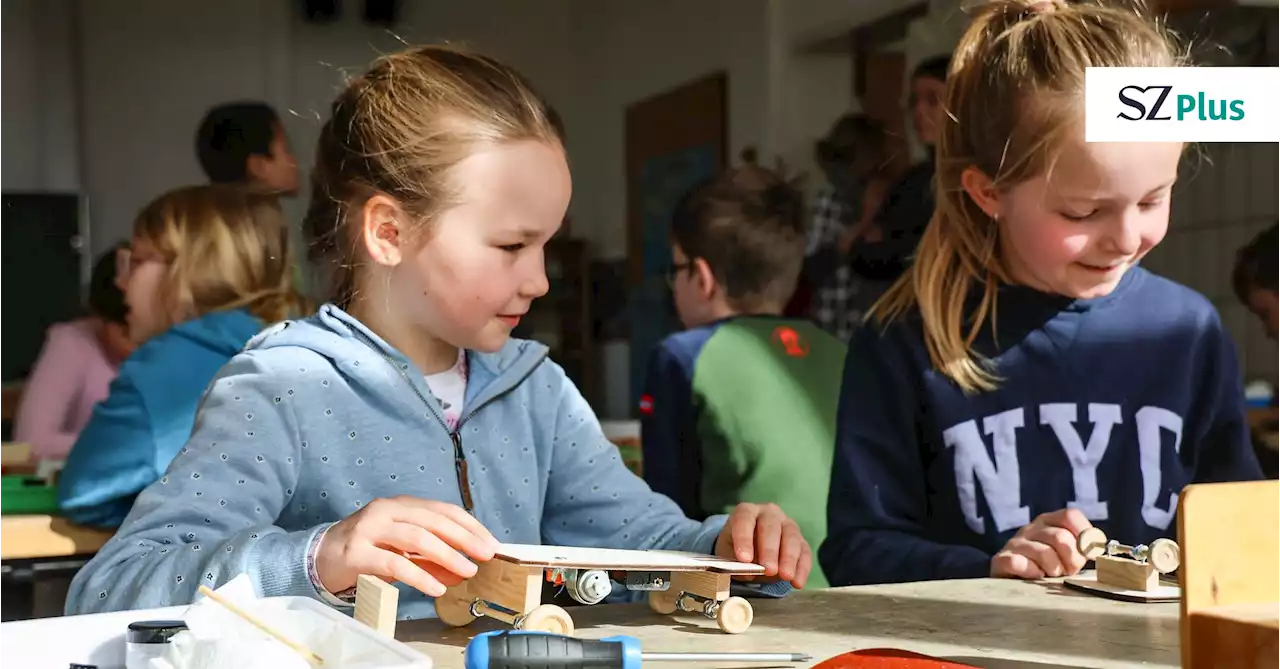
[713, 503, 811, 588]
[315, 496, 499, 598]
[990, 508, 1092, 579]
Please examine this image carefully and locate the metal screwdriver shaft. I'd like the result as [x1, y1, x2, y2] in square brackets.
[644, 652, 813, 663]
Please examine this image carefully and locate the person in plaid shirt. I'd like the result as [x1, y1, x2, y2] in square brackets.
[803, 114, 893, 341]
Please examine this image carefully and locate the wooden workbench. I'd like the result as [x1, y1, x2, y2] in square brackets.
[0, 515, 113, 560]
[396, 577, 1179, 668]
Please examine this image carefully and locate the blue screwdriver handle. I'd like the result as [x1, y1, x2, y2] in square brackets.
[464, 630, 642, 669]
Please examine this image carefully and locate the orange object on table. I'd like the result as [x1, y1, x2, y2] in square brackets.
[813, 649, 980, 669]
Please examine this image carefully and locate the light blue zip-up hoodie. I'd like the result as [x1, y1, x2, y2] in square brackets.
[59, 308, 266, 528]
[67, 305, 729, 619]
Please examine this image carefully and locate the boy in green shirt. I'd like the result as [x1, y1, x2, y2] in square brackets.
[641, 157, 847, 588]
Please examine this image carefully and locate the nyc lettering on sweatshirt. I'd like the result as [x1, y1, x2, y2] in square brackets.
[819, 268, 1262, 585]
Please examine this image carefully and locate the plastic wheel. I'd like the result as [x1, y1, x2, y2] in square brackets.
[648, 588, 679, 615]
[1148, 538, 1181, 574]
[521, 604, 575, 635]
[434, 590, 477, 627]
[1077, 527, 1108, 560]
[715, 596, 753, 634]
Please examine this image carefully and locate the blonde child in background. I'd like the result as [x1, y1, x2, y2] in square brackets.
[58, 185, 307, 528]
[68, 46, 810, 619]
[820, 0, 1262, 587]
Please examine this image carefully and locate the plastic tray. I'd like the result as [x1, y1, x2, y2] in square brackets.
[0, 596, 432, 669]
[1, 475, 59, 515]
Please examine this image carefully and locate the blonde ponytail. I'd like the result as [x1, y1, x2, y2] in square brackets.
[867, 0, 1180, 394]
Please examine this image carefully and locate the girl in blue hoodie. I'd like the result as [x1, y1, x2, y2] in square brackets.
[68, 46, 811, 620]
[59, 185, 306, 528]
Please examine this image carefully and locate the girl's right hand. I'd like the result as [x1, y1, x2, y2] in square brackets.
[990, 508, 1092, 579]
[315, 496, 499, 598]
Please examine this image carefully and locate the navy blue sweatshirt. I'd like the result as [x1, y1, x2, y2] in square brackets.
[819, 267, 1263, 585]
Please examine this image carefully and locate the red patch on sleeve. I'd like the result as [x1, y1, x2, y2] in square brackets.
[772, 325, 810, 358]
[638, 394, 654, 416]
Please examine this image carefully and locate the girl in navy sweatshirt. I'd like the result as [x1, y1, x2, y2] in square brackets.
[819, 0, 1263, 586]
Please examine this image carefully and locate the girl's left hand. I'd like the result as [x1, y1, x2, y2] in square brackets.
[713, 503, 811, 588]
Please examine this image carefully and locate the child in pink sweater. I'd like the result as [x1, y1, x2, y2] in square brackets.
[14, 245, 133, 460]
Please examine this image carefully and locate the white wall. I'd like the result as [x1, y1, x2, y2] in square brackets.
[77, 0, 288, 255]
[73, 0, 578, 267]
[2, 0, 80, 193]
[566, 0, 772, 258]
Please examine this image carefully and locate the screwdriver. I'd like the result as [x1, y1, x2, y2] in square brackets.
[464, 630, 812, 669]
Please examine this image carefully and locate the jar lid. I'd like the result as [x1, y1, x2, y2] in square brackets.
[126, 620, 188, 644]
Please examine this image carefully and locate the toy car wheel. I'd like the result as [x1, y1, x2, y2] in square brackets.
[521, 604, 575, 635]
[648, 588, 679, 615]
[1077, 527, 1108, 561]
[434, 590, 477, 627]
[715, 596, 753, 634]
[1149, 538, 1181, 574]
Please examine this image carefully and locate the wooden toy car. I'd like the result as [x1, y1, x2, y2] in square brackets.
[432, 544, 765, 635]
[1064, 527, 1182, 602]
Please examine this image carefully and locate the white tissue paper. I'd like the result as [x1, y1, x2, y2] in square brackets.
[148, 575, 349, 669]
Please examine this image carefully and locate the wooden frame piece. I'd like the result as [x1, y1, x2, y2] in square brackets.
[1178, 480, 1279, 669]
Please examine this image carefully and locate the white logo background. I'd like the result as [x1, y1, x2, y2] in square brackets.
[1085, 67, 1280, 142]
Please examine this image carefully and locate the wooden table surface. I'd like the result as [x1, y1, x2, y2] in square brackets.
[0, 515, 113, 560]
[396, 576, 1179, 669]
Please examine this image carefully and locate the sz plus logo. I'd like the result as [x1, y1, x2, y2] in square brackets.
[1084, 67, 1279, 143]
[1116, 85, 1245, 122]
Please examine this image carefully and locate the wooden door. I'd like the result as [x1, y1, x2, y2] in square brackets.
[623, 72, 728, 415]
[859, 52, 911, 176]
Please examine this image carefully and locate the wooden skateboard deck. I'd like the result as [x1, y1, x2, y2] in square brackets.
[493, 543, 767, 575]
[1064, 570, 1181, 602]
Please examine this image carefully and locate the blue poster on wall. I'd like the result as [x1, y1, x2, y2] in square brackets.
[628, 143, 720, 414]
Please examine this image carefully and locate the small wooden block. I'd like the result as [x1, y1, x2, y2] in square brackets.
[354, 574, 399, 638]
[671, 570, 731, 601]
[1096, 555, 1158, 591]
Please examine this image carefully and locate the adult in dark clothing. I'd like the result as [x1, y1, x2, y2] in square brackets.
[842, 55, 950, 284]
[798, 114, 894, 339]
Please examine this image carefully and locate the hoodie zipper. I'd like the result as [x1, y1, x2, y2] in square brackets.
[350, 330, 546, 514]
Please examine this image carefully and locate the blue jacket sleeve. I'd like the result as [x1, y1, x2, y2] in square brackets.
[59, 370, 160, 528]
[639, 343, 703, 519]
[65, 354, 328, 615]
[819, 324, 989, 586]
[1192, 313, 1263, 483]
[538, 360, 725, 558]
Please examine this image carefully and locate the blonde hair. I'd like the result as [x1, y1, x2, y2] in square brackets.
[133, 184, 307, 330]
[303, 45, 565, 305]
[868, 0, 1183, 393]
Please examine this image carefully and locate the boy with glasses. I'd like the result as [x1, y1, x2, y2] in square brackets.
[641, 156, 846, 588]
